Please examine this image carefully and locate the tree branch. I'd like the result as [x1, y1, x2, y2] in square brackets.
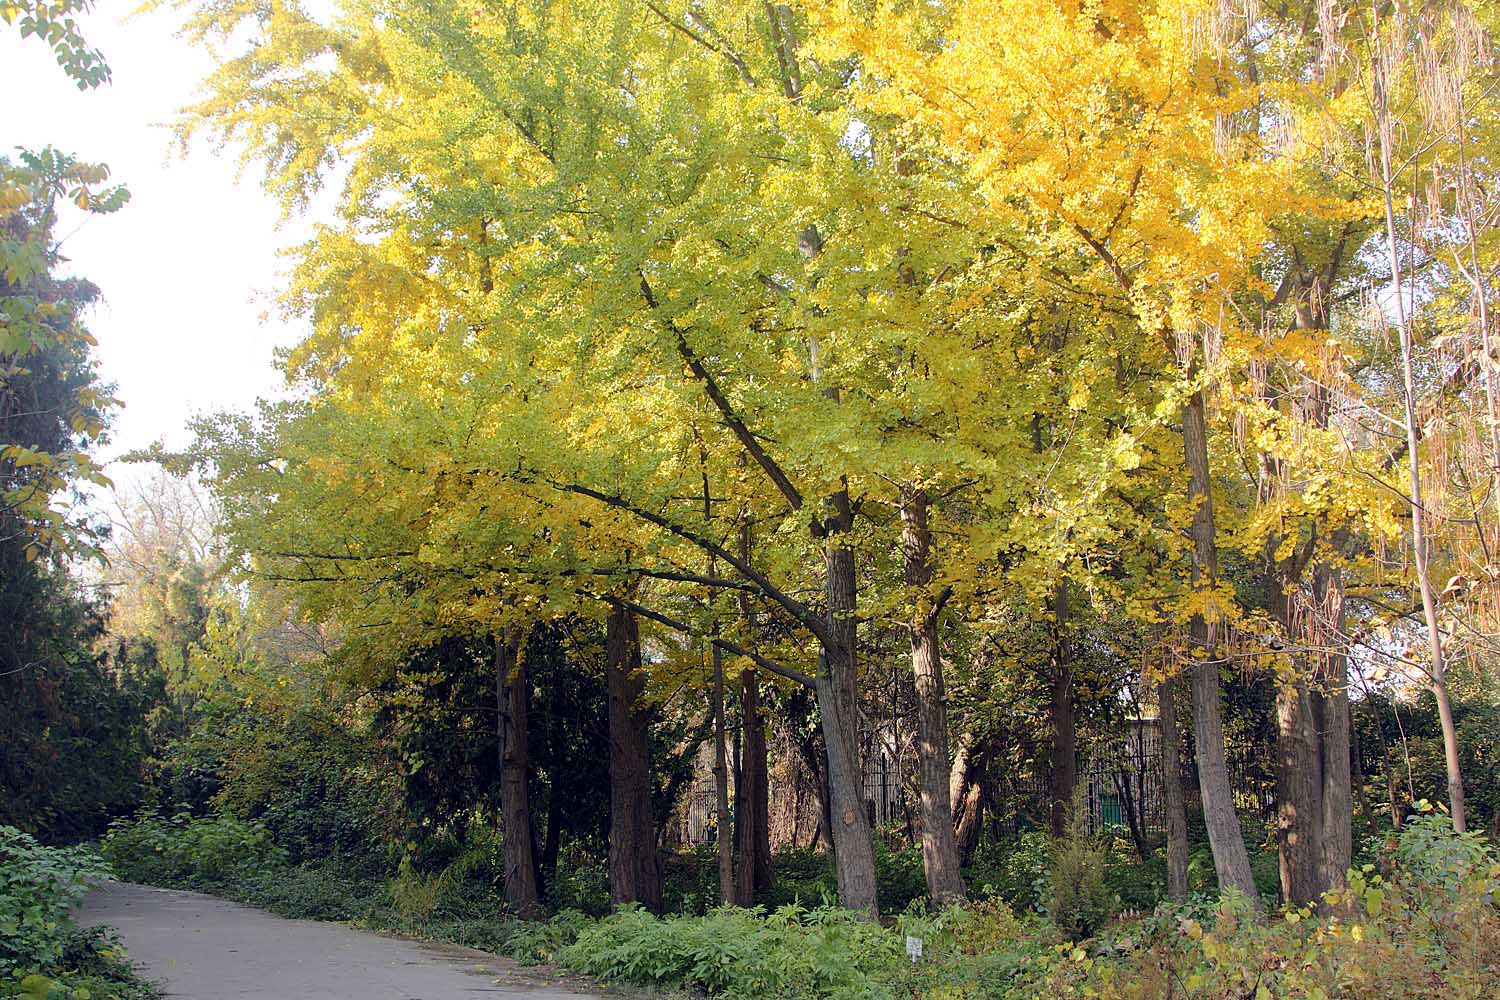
[639, 272, 806, 511]
[599, 593, 814, 688]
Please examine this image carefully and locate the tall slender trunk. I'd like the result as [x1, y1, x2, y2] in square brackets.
[1158, 675, 1190, 902]
[1276, 675, 1325, 906]
[1373, 18, 1467, 832]
[733, 510, 773, 902]
[712, 645, 734, 905]
[1048, 579, 1077, 839]
[1181, 388, 1261, 905]
[1316, 557, 1352, 900]
[496, 630, 544, 919]
[815, 485, 879, 918]
[900, 486, 966, 904]
[703, 466, 734, 906]
[606, 605, 661, 910]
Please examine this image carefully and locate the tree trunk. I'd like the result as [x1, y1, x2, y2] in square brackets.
[1158, 675, 1191, 902]
[1266, 557, 1324, 908]
[1316, 559, 1352, 900]
[1181, 388, 1261, 906]
[1048, 579, 1077, 840]
[1276, 676, 1325, 907]
[712, 645, 735, 905]
[734, 668, 773, 904]
[733, 513, 773, 903]
[606, 605, 661, 911]
[950, 741, 983, 863]
[900, 486, 966, 904]
[496, 630, 544, 920]
[817, 487, 879, 918]
[1374, 43, 1467, 832]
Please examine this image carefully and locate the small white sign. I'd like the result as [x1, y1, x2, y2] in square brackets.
[905, 935, 923, 963]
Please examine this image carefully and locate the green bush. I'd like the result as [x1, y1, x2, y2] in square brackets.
[760, 846, 837, 910]
[2, 926, 157, 1000]
[966, 832, 1050, 911]
[559, 903, 905, 999]
[1043, 815, 1118, 940]
[0, 828, 154, 1000]
[1392, 804, 1494, 890]
[543, 844, 611, 916]
[0, 827, 111, 977]
[100, 811, 286, 888]
[231, 859, 377, 921]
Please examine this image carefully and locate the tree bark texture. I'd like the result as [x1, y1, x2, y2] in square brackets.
[1316, 558, 1353, 899]
[607, 605, 661, 911]
[734, 668, 773, 904]
[1158, 674, 1191, 902]
[1181, 389, 1261, 905]
[712, 645, 734, 905]
[900, 486, 966, 904]
[496, 630, 544, 920]
[817, 487, 879, 918]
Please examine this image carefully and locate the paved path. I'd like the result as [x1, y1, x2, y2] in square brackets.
[79, 882, 608, 1000]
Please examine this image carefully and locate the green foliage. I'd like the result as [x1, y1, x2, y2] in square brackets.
[0, 0, 110, 88]
[559, 904, 906, 999]
[0, 827, 109, 976]
[205, 707, 397, 866]
[1043, 794, 1118, 940]
[1393, 806, 1496, 892]
[100, 811, 286, 888]
[967, 833, 1052, 912]
[0, 829, 152, 999]
[1, 926, 157, 1000]
[542, 846, 611, 916]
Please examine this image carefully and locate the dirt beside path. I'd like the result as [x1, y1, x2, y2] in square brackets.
[79, 882, 611, 1000]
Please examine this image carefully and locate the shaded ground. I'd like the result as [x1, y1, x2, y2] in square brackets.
[79, 882, 611, 1000]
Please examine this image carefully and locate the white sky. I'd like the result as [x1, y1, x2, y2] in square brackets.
[1, 4, 308, 495]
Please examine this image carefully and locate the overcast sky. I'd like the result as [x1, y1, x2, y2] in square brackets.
[2, 4, 308, 495]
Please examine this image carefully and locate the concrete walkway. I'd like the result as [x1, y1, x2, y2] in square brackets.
[79, 882, 608, 1000]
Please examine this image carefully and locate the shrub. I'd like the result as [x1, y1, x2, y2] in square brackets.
[0, 827, 111, 977]
[760, 846, 837, 910]
[100, 810, 286, 887]
[1043, 793, 1118, 939]
[559, 904, 905, 999]
[874, 840, 928, 914]
[1392, 804, 1494, 890]
[966, 832, 1050, 911]
[543, 845, 611, 916]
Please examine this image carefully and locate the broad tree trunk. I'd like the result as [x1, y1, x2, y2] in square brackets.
[734, 668, 773, 904]
[606, 605, 661, 911]
[1158, 675, 1190, 902]
[817, 487, 879, 918]
[1276, 676, 1325, 907]
[496, 630, 544, 919]
[900, 486, 966, 904]
[1181, 388, 1260, 906]
[1048, 579, 1077, 839]
[1268, 560, 1325, 907]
